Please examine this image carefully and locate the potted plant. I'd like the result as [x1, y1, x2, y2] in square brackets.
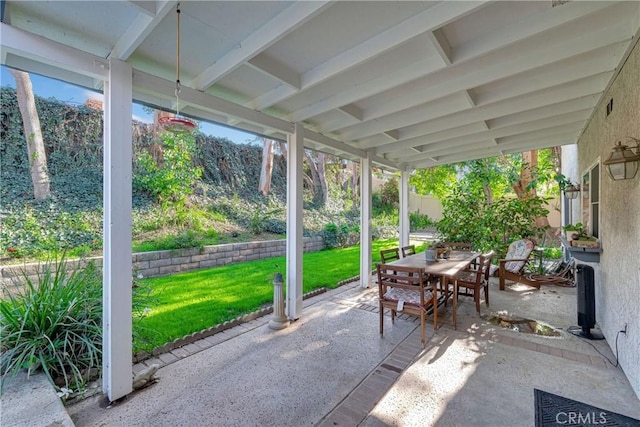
[563, 222, 585, 241]
[564, 223, 599, 248]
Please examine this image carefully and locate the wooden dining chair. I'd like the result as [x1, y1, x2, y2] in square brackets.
[449, 251, 494, 314]
[401, 244, 416, 257]
[380, 247, 400, 264]
[377, 263, 437, 346]
[440, 242, 473, 251]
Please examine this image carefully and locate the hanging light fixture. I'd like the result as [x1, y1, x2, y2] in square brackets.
[159, 2, 196, 134]
[602, 137, 640, 181]
[564, 183, 580, 199]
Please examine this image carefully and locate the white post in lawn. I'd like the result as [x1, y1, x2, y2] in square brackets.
[102, 58, 133, 402]
[360, 152, 372, 288]
[286, 123, 304, 320]
[399, 169, 410, 249]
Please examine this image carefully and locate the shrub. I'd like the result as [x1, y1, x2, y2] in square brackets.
[0, 256, 102, 394]
[322, 222, 359, 248]
[437, 187, 549, 257]
[409, 212, 435, 231]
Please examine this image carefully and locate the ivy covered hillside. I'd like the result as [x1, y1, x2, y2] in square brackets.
[1, 86, 401, 261]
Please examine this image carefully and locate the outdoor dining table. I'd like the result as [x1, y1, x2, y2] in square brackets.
[389, 250, 481, 329]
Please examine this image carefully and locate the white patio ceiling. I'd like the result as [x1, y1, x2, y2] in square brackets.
[2, 0, 639, 170]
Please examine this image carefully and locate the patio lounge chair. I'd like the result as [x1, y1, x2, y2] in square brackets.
[377, 263, 437, 346]
[498, 238, 539, 290]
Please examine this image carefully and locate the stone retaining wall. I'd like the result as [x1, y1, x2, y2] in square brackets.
[0, 236, 325, 293]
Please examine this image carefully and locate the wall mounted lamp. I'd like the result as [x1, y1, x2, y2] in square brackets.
[602, 137, 640, 181]
[564, 183, 580, 199]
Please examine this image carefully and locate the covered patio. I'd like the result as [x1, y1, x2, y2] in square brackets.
[1, 0, 639, 409]
[67, 277, 640, 426]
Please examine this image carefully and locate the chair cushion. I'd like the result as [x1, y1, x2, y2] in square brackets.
[454, 270, 480, 284]
[504, 239, 535, 273]
[383, 287, 433, 306]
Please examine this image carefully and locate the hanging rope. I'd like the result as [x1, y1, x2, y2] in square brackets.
[175, 2, 182, 117]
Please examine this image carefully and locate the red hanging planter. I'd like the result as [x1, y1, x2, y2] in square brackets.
[159, 116, 196, 134]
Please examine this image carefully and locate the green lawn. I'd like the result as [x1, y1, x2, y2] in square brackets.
[133, 239, 427, 352]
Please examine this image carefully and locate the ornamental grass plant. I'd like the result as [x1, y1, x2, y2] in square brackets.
[0, 256, 102, 394]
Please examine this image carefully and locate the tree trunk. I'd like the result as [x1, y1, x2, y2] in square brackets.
[351, 161, 358, 210]
[304, 150, 321, 203]
[9, 69, 50, 200]
[259, 138, 274, 195]
[514, 150, 550, 230]
[317, 152, 328, 207]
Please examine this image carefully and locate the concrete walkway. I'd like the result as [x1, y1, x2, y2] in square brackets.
[67, 278, 640, 427]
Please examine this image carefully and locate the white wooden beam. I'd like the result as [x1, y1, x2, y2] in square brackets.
[327, 40, 621, 138]
[0, 22, 108, 80]
[303, 129, 366, 158]
[247, 54, 301, 89]
[191, 1, 331, 90]
[452, 1, 616, 64]
[287, 8, 630, 125]
[110, 0, 175, 60]
[127, 0, 157, 16]
[339, 92, 471, 141]
[338, 104, 363, 121]
[286, 123, 304, 320]
[252, 0, 490, 110]
[427, 29, 452, 66]
[133, 69, 294, 134]
[375, 73, 609, 155]
[360, 152, 372, 288]
[391, 110, 591, 161]
[102, 58, 133, 402]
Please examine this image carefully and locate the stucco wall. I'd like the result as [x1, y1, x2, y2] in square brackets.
[568, 38, 640, 398]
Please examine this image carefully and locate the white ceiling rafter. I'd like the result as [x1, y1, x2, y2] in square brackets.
[2, 0, 638, 172]
[427, 29, 452, 66]
[191, 1, 331, 90]
[450, 1, 616, 64]
[338, 104, 363, 121]
[391, 116, 589, 162]
[251, 0, 491, 111]
[374, 72, 612, 156]
[110, 1, 176, 60]
[247, 54, 300, 89]
[285, 2, 631, 126]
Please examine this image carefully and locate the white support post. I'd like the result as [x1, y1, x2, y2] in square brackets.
[399, 169, 410, 249]
[360, 153, 372, 288]
[286, 123, 304, 320]
[102, 59, 133, 402]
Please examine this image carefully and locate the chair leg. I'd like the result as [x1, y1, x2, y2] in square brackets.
[484, 283, 490, 306]
[420, 313, 426, 346]
[475, 288, 480, 314]
[379, 302, 384, 336]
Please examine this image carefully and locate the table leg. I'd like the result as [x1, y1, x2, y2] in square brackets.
[453, 279, 458, 330]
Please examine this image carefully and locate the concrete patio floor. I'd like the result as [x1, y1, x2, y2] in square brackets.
[68, 277, 640, 427]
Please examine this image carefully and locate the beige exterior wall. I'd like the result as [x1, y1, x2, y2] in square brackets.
[565, 39, 640, 398]
[408, 193, 443, 221]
